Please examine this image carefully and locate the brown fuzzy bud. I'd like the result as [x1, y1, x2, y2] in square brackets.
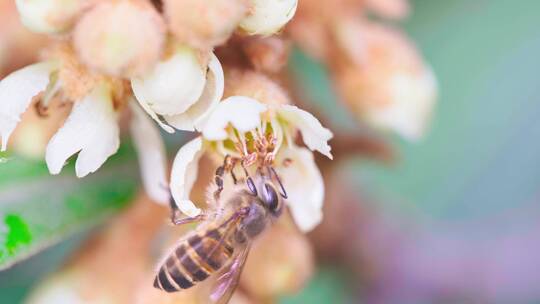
[240, 217, 314, 299]
[164, 0, 249, 51]
[363, 0, 410, 19]
[10, 98, 71, 159]
[224, 68, 290, 107]
[27, 195, 169, 304]
[243, 36, 291, 73]
[73, 0, 165, 77]
[332, 20, 437, 140]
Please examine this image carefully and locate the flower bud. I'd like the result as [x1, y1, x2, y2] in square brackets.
[240, 218, 314, 298]
[242, 36, 291, 73]
[27, 196, 168, 303]
[10, 98, 70, 159]
[240, 0, 298, 35]
[73, 0, 165, 77]
[164, 0, 248, 50]
[224, 69, 290, 107]
[131, 46, 207, 116]
[363, 0, 410, 19]
[333, 21, 437, 140]
[15, 0, 84, 34]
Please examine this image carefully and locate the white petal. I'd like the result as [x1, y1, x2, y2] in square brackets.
[240, 0, 298, 35]
[131, 47, 206, 116]
[201, 96, 267, 141]
[130, 102, 169, 204]
[170, 137, 204, 217]
[276, 147, 324, 232]
[129, 83, 175, 133]
[369, 66, 437, 140]
[278, 105, 333, 159]
[45, 84, 119, 177]
[164, 53, 224, 131]
[0, 61, 58, 151]
[15, 0, 81, 34]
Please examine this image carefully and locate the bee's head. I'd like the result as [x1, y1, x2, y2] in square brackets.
[259, 182, 282, 217]
[244, 169, 284, 218]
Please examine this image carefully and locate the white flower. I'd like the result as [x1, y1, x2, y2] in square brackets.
[45, 83, 119, 178]
[130, 102, 169, 204]
[0, 61, 58, 151]
[131, 48, 224, 133]
[240, 0, 298, 35]
[170, 96, 332, 231]
[15, 0, 83, 34]
[0, 61, 169, 204]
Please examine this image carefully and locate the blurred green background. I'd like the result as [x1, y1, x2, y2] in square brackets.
[2, 0, 540, 303]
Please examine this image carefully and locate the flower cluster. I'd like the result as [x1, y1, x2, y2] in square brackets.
[0, 0, 301, 206]
[289, 0, 437, 140]
[0, 0, 440, 302]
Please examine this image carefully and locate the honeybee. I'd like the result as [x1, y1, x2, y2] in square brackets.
[154, 157, 287, 304]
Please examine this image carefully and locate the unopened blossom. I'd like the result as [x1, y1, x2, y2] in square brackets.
[73, 0, 166, 77]
[241, 218, 314, 298]
[131, 46, 224, 133]
[169, 94, 332, 231]
[15, 0, 85, 34]
[240, 0, 298, 35]
[363, 0, 410, 20]
[333, 20, 437, 140]
[242, 36, 291, 73]
[164, 0, 249, 50]
[27, 196, 169, 304]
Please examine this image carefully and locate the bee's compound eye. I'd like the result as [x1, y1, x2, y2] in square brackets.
[262, 183, 279, 212]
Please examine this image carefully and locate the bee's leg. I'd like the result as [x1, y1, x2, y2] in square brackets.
[214, 155, 236, 200]
[172, 213, 207, 226]
[229, 158, 238, 185]
[169, 196, 207, 225]
[242, 161, 258, 196]
[267, 166, 288, 199]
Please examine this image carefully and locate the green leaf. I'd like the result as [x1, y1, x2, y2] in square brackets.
[0, 144, 138, 270]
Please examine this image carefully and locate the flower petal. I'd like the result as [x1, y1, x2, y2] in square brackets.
[279, 105, 333, 159]
[131, 46, 206, 116]
[15, 0, 82, 34]
[201, 96, 267, 141]
[130, 102, 169, 204]
[239, 0, 298, 35]
[276, 147, 324, 232]
[170, 137, 204, 217]
[45, 83, 119, 178]
[164, 53, 224, 131]
[129, 85, 175, 133]
[0, 61, 57, 151]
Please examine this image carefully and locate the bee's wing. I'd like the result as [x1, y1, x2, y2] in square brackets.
[209, 243, 251, 304]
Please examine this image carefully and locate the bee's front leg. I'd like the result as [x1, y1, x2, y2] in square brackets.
[171, 213, 207, 226]
[169, 196, 206, 226]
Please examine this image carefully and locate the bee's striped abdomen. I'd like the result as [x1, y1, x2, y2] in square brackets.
[154, 227, 235, 293]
